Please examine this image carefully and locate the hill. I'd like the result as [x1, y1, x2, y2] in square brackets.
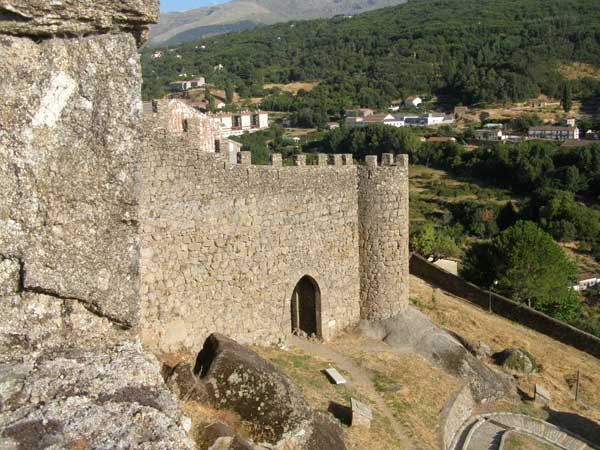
[148, 0, 409, 47]
[142, 0, 600, 121]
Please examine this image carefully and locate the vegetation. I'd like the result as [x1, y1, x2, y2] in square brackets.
[462, 221, 581, 321]
[142, 0, 600, 127]
[409, 223, 460, 262]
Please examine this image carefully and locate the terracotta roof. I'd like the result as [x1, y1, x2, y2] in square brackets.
[426, 137, 456, 142]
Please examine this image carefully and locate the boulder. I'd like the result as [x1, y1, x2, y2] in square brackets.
[358, 307, 515, 402]
[0, 341, 194, 449]
[0, 0, 159, 44]
[0, 33, 142, 326]
[493, 348, 537, 375]
[194, 334, 346, 449]
[196, 422, 255, 450]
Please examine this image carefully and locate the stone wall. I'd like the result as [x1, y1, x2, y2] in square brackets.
[140, 129, 363, 351]
[410, 254, 600, 359]
[140, 110, 411, 352]
[358, 154, 410, 320]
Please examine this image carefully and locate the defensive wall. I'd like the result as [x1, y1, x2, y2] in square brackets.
[410, 254, 600, 359]
[140, 103, 410, 352]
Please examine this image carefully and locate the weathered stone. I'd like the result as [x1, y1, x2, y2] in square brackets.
[0, 257, 20, 295]
[198, 422, 255, 450]
[0, 341, 194, 449]
[0, 33, 142, 326]
[494, 348, 537, 375]
[0, 1, 159, 44]
[195, 334, 313, 444]
[358, 307, 515, 402]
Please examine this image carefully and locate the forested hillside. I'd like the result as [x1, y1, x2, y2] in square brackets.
[142, 0, 600, 117]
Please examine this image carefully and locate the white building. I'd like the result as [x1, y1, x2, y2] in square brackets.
[528, 126, 579, 140]
[572, 274, 600, 292]
[345, 112, 453, 129]
[214, 111, 269, 137]
[168, 77, 206, 92]
[404, 96, 423, 107]
[475, 128, 507, 142]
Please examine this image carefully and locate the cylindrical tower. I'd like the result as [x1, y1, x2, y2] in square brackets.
[358, 153, 410, 320]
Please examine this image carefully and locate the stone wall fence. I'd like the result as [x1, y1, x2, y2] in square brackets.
[410, 254, 600, 359]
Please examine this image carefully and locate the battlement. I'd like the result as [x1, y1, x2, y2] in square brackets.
[234, 151, 356, 168]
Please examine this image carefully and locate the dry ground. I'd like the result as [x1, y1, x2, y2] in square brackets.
[560, 62, 600, 81]
[410, 275, 600, 425]
[159, 275, 600, 450]
[503, 433, 557, 450]
[263, 81, 320, 95]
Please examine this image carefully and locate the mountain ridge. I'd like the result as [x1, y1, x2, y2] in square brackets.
[149, 0, 409, 47]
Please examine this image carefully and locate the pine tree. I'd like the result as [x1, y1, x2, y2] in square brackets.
[561, 82, 573, 113]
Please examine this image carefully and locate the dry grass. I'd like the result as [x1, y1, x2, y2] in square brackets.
[560, 62, 600, 81]
[264, 81, 320, 95]
[410, 275, 600, 425]
[253, 345, 405, 450]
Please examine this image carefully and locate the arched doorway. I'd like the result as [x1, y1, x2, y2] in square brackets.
[291, 276, 321, 338]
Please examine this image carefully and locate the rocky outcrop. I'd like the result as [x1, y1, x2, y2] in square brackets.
[192, 334, 346, 449]
[0, 1, 194, 448]
[0, 32, 143, 327]
[0, 341, 193, 450]
[0, 0, 159, 44]
[358, 307, 515, 402]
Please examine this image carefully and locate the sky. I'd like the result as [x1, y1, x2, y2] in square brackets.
[160, 0, 229, 12]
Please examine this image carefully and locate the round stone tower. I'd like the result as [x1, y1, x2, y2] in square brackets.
[358, 153, 410, 320]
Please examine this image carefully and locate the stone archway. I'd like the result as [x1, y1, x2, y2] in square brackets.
[291, 276, 321, 338]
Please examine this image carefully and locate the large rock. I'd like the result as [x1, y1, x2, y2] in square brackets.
[0, 341, 194, 449]
[358, 307, 515, 402]
[0, 33, 142, 326]
[194, 334, 346, 449]
[0, 0, 159, 43]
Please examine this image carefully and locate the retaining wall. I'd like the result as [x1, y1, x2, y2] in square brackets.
[410, 254, 600, 359]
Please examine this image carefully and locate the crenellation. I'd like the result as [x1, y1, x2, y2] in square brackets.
[140, 107, 409, 351]
[365, 155, 378, 168]
[238, 151, 252, 165]
[271, 153, 283, 167]
[382, 153, 395, 166]
[294, 154, 307, 166]
[331, 154, 344, 166]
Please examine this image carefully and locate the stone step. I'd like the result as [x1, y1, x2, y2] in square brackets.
[466, 421, 504, 450]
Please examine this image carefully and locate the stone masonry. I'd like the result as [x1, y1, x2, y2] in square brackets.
[140, 101, 410, 352]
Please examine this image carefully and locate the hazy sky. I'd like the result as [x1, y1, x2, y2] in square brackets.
[160, 0, 229, 12]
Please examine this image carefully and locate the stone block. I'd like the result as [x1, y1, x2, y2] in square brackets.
[330, 154, 343, 166]
[0, 34, 142, 326]
[317, 154, 328, 166]
[350, 398, 372, 428]
[271, 153, 282, 167]
[0, 257, 20, 295]
[343, 154, 353, 166]
[294, 154, 306, 166]
[365, 155, 378, 168]
[0, 0, 159, 43]
[535, 384, 551, 405]
[382, 153, 394, 166]
[238, 151, 251, 165]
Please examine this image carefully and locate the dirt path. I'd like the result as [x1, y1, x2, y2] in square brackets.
[289, 336, 417, 450]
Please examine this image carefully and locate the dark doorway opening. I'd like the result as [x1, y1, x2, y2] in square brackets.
[291, 276, 321, 338]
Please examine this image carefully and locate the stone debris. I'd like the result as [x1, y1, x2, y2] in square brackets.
[350, 398, 373, 429]
[324, 368, 347, 385]
[535, 384, 551, 405]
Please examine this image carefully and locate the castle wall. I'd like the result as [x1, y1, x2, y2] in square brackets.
[358, 154, 410, 320]
[140, 132, 363, 351]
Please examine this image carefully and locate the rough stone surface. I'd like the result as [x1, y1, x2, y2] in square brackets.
[141, 103, 410, 351]
[493, 348, 537, 375]
[358, 155, 410, 320]
[0, 341, 194, 450]
[194, 334, 346, 449]
[358, 307, 515, 402]
[0, 33, 142, 326]
[0, 1, 159, 43]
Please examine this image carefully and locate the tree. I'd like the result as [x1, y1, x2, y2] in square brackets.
[225, 84, 235, 103]
[494, 221, 578, 308]
[410, 224, 460, 262]
[561, 82, 573, 113]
